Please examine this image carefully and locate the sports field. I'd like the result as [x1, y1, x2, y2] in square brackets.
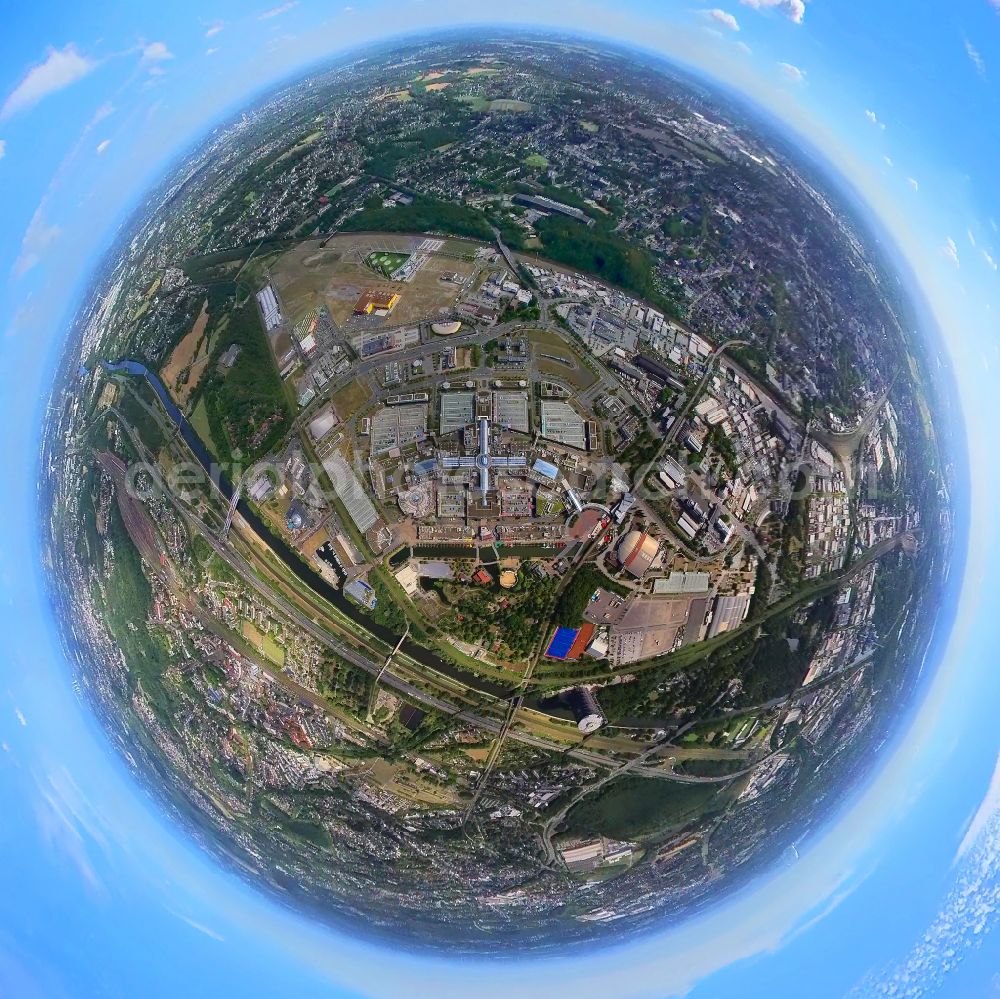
[367, 251, 410, 278]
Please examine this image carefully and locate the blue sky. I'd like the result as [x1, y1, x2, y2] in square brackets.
[1, 3, 999, 997]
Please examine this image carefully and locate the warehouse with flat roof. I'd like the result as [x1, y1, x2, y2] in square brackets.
[354, 289, 400, 316]
[492, 390, 530, 433]
[370, 404, 427, 454]
[706, 593, 752, 638]
[440, 391, 475, 435]
[256, 284, 283, 331]
[540, 401, 588, 450]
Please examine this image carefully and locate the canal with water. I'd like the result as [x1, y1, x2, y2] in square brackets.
[102, 359, 511, 700]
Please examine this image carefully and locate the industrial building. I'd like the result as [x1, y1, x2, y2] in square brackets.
[440, 391, 475, 435]
[353, 289, 401, 316]
[308, 407, 339, 442]
[706, 592, 752, 638]
[560, 841, 605, 872]
[345, 578, 378, 610]
[492, 390, 530, 433]
[532, 458, 559, 481]
[659, 458, 687, 490]
[256, 284, 283, 331]
[247, 472, 275, 504]
[394, 563, 420, 596]
[218, 344, 242, 370]
[540, 401, 588, 450]
[370, 404, 428, 454]
[513, 194, 594, 225]
[653, 571, 711, 595]
[585, 631, 610, 659]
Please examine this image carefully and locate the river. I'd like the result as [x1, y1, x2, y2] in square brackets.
[101, 360, 511, 700]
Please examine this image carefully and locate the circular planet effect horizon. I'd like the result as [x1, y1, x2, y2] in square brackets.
[0, 6, 997, 999]
[39, 32, 959, 953]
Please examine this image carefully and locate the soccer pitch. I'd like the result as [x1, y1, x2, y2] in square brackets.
[367, 251, 410, 278]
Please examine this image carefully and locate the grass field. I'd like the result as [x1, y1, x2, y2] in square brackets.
[537, 357, 597, 390]
[366, 758, 458, 807]
[161, 299, 213, 407]
[367, 250, 410, 279]
[277, 815, 334, 851]
[563, 775, 726, 841]
[271, 234, 478, 327]
[242, 620, 286, 667]
[455, 96, 532, 114]
[523, 329, 598, 391]
[457, 95, 490, 112]
[330, 379, 373, 421]
[489, 99, 532, 112]
[189, 397, 220, 457]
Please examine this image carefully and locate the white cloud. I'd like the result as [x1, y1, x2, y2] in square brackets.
[175, 913, 226, 942]
[705, 8, 740, 31]
[141, 41, 173, 64]
[908, 177, 919, 192]
[33, 765, 108, 898]
[741, 0, 806, 24]
[942, 237, 960, 268]
[89, 101, 114, 126]
[965, 39, 986, 79]
[0, 139, 5, 160]
[96, 139, 111, 155]
[778, 61, 806, 83]
[735, 40, 753, 55]
[864, 108, 886, 130]
[206, 47, 219, 56]
[205, 21, 224, 37]
[0, 44, 97, 121]
[967, 229, 977, 248]
[259, 1, 298, 18]
[14, 208, 60, 277]
[871, 812, 1000, 997]
[984, 250, 998, 272]
[884, 155, 894, 167]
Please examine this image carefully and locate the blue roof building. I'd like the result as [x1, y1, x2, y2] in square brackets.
[533, 459, 559, 480]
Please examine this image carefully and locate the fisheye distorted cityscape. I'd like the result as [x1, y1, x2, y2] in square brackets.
[1, 3, 999, 998]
